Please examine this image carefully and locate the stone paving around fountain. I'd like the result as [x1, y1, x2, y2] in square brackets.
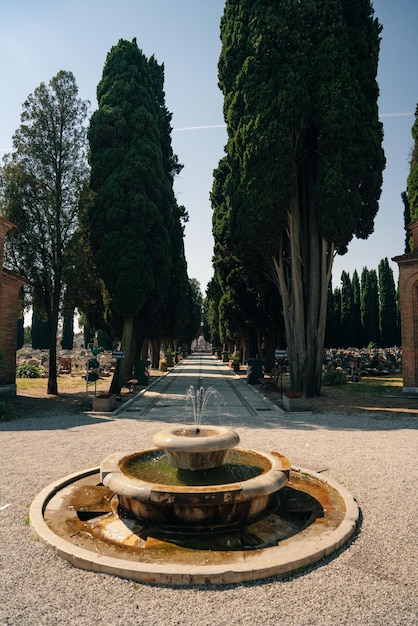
[2, 352, 417, 625]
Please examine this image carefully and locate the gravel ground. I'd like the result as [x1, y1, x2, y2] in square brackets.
[1, 399, 417, 626]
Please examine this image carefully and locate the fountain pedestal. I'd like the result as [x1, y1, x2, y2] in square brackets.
[100, 425, 290, 530]
[152, 425, 240, 470]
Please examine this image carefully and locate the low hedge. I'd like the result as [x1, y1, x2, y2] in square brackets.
[322, 369, 347, 386]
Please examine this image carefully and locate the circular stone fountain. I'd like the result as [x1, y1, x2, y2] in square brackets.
[30, 425, 359, 586]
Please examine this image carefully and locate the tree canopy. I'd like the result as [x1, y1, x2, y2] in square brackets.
[87, 39, 188, 390]
[215, 0, 385, 395]
[404, 104, 418, 251]
[0, 70, 89, 393]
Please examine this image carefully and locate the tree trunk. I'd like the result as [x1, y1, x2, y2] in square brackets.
[47, 334, 58, 395]
[47, 291, 61, 395]
[110, 316, 136, 394]
[271, 160, 334, 398]
[150, 338, 160, 368]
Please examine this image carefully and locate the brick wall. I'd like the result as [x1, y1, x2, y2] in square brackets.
[0, 218, 27, 394]
[393, 219, 418, 392]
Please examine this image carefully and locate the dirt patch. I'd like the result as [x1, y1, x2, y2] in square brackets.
[4, 372, 156, 419]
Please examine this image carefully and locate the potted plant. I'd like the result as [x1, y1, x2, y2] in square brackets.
[93, 392, 117, 412]
[230, 351, 241, 372]
[283, 391, 306, 412]
[165, 348, 174, 367]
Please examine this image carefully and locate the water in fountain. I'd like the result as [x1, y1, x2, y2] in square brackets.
[185, 385, 223, 430]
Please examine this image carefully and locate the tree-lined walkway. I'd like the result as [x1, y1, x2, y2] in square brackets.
[116, 353, 278, 426]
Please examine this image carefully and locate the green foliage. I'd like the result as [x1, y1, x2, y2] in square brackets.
[0, 70, 90, 395]
[88, 39, 174, 319]
[61, 311, 74, 351]
[87, 39, 190, 392]
[216, 0, 384, 396]
[327, 260, 400, 348]
[360, 267, 380, 346]
[31, 310, 49, 350]
[230, 351, 241, 364]
[219, 0, 384, 259]
[378, 258, 399, 347]
[340, 271, 356, 347]
[16, 364, 41, 378]
[0, 402, 14, 421]
[407, 104, 418, 223]
[322, 369, 347, 386]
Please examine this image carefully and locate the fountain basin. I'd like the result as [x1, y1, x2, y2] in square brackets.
[100, 448, 290, 529]
[152, 425, 240, 470]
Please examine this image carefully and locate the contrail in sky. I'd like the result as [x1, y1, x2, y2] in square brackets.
[380, 111, 414, 118]
[1, 114, 413, 151]
[173, 124, 226, 132]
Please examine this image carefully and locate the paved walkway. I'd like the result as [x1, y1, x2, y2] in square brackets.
[116, 353, 282, 426]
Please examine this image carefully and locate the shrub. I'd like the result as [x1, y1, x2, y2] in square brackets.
[322, 369, 347, 386]
[16, 364, 41, 378]
[0, 401, 14, 421]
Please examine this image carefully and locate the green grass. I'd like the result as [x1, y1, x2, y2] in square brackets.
[16, 375, 109, 393]
[337, 375, 403, 397]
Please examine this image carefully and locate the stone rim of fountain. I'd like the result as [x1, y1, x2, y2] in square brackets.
[29, 464, 360, 586]
[100, 446, 290, 528]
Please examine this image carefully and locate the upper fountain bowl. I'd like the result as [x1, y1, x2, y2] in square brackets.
[152, 425, 240, 470]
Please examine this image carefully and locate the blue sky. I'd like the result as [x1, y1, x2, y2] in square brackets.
[1, 0, 417, 294]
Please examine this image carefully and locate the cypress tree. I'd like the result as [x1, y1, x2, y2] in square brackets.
[360, 267, 379, 346]
[217, 0, 384, 396]
[88, 39, 176, 391]
[378, 258, 398, 347]
[352, 269, 362, 347]
[324, 283, 337, 348]
[340, 271, 356, 347]
[406, 105, 418, 224]
[333, 287, 342, 346]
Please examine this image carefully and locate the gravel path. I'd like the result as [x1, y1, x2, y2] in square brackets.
[1, 366, 417, 625]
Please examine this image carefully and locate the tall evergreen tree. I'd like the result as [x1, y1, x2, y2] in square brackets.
[0, 71, 89, 393]
[360, 267, 380, 346]
[401, 105, 418, 253]
[211, 156, 283, 363]
[406, 105, 418, 225]
[352, 269, 362, 347]
[340, 271, 356, 347]
[324, 282, 338, 348]
[217, 0, 385, 396]
[401, 191, 411, 253]
[88, 39, 177, 391]
[333, 287, 342, 346]
[378, 258, 398, 347]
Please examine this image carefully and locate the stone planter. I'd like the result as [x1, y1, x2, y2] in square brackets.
[283, 394, 306, 412]
[93, 393, 117, 412]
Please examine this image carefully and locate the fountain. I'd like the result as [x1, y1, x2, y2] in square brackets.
[30, 385, 359, 585]
[100, 425, 289, 531]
